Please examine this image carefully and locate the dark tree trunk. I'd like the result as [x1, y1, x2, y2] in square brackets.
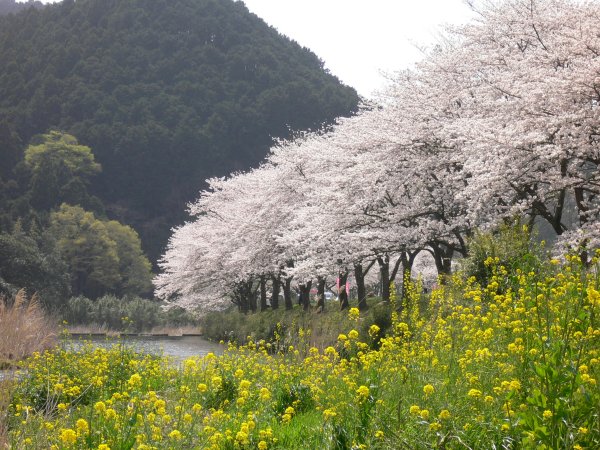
[283, 276, 293, 310]
[354, 263, 368, 311]
[316, 276, 326, 313]
[431, 243, 453, 282]
[400, 251, 419, 299]
[574, 186, 592, 264]
[249, 286, 257, 313]
[338, 271, 349, 310]
[299, 280, 312, 311]
[259, 275, 268, 312]
[377, 255, 390, 302]
[270, 274, 281, 310]
[575, 186, 590, 227]
[235, 281, 253, 314]
[389, 255, 403, 285]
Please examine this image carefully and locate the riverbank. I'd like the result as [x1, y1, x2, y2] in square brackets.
[4, 256, 598, 449]
[65, 324, 204, 338]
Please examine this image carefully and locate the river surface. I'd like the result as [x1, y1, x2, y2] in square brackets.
[66, 335, 224, 360]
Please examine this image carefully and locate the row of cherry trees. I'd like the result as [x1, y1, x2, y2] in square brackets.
[155, 0, 600, 313]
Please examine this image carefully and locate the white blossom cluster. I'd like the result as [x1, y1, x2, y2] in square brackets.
[154, 0, 600, 311]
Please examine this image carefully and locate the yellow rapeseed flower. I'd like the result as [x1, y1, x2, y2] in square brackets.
[75, 418, 89, 435]
[323, 408, 337, 419]
[259, 387, 271, 401]
[409, 405, 421, 415]
[467, 389, 482, 398]
[356, 385, 370, 400]
[169, 430, 182, 440]
[59, 428, 77, 445]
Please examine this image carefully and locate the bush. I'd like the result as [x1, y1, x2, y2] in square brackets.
[200, 297, 391, 350]
[62, 295, 198, 332]
[461, 222, 546, 287]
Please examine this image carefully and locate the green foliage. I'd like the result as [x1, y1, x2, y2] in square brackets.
[47, 204, 152, 298]
[461, 222, 546, 286]
[62, 295, 197, 332]
[0, 0, 359, 261]
[103, 220, 152, 296]
[24, 131, 101, 181]
[200, 298, 390, 350]
[23, 131, 101, 212]
[0, 227, 70, 308]
[0, 120, 21, 179]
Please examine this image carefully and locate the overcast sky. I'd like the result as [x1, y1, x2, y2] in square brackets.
[241, 0, 475, 97]
[33, 0, 475, 97]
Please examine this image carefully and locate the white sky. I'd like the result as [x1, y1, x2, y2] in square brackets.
[34, 0, 475, 97]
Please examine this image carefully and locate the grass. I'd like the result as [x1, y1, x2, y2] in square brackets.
[200, 297, 392, 350]
[0, 376, 15, 448]
[2, 254, 600, 449]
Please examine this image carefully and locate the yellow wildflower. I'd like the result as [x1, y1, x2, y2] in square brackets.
[423, 384, 435, 396]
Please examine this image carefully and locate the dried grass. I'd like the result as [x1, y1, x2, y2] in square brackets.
[0, 290, 56, 446]
[0, 290, 57, 368]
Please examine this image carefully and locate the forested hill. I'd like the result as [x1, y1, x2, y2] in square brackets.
[0, 0, 359, 261]
[0, 0, 43, 16]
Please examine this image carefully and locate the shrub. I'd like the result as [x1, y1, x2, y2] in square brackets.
[62, 295, 198, 332]
[461, 222, 546, 287]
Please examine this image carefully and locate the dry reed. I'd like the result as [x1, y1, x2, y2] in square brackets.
[0, 290, 56, 446]
[0, 289, 57, 368]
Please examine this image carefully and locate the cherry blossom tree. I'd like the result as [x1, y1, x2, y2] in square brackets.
[431, 0, 600, 237]
[156, 0, 600, 312]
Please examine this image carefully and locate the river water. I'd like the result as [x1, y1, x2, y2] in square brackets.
[66, 334, 224, 360]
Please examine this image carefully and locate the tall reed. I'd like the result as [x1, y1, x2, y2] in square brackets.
[0, 290, 56, 445]
[0, 290, 56, 367]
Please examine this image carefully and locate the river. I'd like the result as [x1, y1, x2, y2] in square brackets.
[66, 334, 224, 360]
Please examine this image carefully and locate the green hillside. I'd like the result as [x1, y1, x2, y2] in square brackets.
[0, 0, 359, 261]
